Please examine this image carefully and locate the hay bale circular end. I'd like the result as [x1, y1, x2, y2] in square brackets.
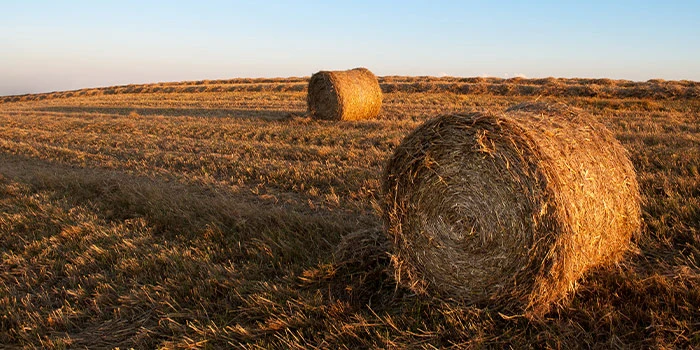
[382, 102, 641, 317]
[307, 67, 382, 121]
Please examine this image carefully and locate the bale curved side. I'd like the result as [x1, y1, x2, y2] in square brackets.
[307, 68, 382, 120]
[381, 102, 641, 317]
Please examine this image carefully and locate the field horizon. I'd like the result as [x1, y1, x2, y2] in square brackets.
[0, 76, 698, 348]
[3, 75, 700, 102]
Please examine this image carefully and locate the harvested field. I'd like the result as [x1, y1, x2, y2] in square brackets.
[0, 77, 698, 348]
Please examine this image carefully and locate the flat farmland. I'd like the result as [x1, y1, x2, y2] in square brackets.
[0, 77, 698, 348]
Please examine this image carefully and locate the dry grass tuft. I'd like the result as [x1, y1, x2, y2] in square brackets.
[382, 102, 642, 318]
[307, 68, 383, 120]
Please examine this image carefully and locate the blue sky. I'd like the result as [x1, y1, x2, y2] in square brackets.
[1, 0, 699, 95]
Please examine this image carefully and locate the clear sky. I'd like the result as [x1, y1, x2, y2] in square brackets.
[2, 0, 699, 95]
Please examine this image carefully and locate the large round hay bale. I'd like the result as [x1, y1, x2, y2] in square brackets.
[382, 102, 641, 317]
[307, 68, 382, 120]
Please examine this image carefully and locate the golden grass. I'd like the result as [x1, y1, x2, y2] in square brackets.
[0, 77, 698, 348]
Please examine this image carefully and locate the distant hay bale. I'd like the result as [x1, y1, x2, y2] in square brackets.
[307, 68, 382, 120]
[382, 102, 641, 317]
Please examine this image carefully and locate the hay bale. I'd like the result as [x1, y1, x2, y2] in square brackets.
[307, 68, 382, 120]
[382, 102, 641, 317]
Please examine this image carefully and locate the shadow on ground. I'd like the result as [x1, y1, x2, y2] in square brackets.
[36, 106, 302, 120]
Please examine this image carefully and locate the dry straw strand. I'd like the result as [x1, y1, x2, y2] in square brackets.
[307, 67, 382, 120]
[382, 102, 641, 318]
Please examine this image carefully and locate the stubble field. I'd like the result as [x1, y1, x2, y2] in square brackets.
[0, 77, 698, 348]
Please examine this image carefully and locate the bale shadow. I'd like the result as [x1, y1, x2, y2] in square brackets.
[36, 106, 301, 121]
[0, 153, 379, 263]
